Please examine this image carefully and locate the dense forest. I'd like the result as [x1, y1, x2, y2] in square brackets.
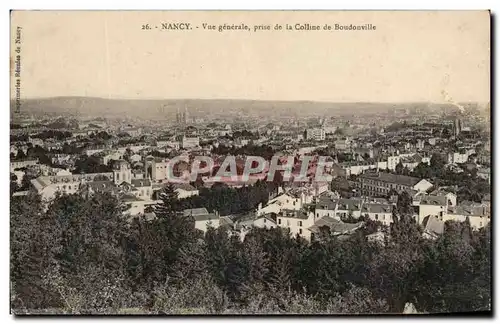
[10, 187, 491, 314]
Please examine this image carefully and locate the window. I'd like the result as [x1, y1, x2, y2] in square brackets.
[264, 219, 266, 223]
[299, 229, 303, 235]
[278, 219, 281, 225]
[286, 220, 290, 226]
[116, 173, 120, 180]
[382, 214, 385, 220]
[316, 213, 319, 217]
[298, 221, 302, 227]
[375, 214, 379, 220]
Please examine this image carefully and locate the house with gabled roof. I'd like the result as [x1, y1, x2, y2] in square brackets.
[308, 217, 364, 241]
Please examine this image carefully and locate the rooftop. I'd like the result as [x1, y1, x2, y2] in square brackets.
[308, 217, 364, 234]
[448, 205, 490, 217]
[183, 208, 210, 217]
[422, 215, 444, 236]
[420, 195, 448, 206]
[337, 198, 363, 211]
[360, 172, 422, 187]
[361, 203, 393, 214]
[279, 209, 310, 220]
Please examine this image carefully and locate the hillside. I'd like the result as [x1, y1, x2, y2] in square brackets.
[11, 96, 469, 119]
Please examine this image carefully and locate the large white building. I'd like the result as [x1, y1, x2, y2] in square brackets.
[447, 152, 470, 164]
[30, 161, 159, 218]
[151, 158, 169, 181]
[31, 172, 114, 201]
[276, 209, 316, 240]
[306, 128, 326, 141]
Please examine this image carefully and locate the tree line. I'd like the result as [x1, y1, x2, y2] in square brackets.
[10, 188, 490, 314]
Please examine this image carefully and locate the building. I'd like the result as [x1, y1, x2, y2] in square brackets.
[314, 193, 339, 220]
[113, 160, 132, 185]
[173, 183, 199, 199]
[276, 209, 315, 240]
[151, 158, 169, 181]
[256, 193, 303, 216]
[183, 208, 220, 232]
[341, 162, 375, 177]
[427, 189, 457, 207]
[176, 106, 190, 125]
[10, 158, 39, 172]
[31, 172, 114, 200]
[129, 179, 153, 200]
[236, 214, 277, 241]
[308, 217, 364, 241]
[417, 195, 449, 224]
[447, 152, 470, 164]
[360, 203, 393, 226]
[477, 167, 491, 184]
[236, 213, 277, 231]
[306, 128, 326, 141]
[445, 205, 490, 230]
[335, 198, 364, 219]
[99, 151, 123, 166]
[122, 127, 142, 137]
[422, 215, 445, 240]
[358, 172, 433, 197]
[181, 136, 200, 149]
[122, 194, 158, 217]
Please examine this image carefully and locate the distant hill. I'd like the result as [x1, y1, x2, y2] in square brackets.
[10, 96, 469, 119]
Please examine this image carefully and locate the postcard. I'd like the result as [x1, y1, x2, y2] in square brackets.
[10, 10, 491, 315]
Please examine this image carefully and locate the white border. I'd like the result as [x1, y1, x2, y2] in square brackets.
[2, 1, 497, 323]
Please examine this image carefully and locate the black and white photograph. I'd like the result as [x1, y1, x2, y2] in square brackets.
[9, 10, 491, 315]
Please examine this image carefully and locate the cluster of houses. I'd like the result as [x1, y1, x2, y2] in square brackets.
[11, 113, 491, 243]
[174, 172, 490, 242]
[19, 153, 490, 243]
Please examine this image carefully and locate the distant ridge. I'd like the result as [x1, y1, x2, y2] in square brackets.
[10, 96, 471, 118]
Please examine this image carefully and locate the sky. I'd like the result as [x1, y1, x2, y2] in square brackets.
[10, 10, 490, 103]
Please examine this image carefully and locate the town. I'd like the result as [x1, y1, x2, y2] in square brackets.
[8, 8, 492, 317]
[10, 100, 491, 241]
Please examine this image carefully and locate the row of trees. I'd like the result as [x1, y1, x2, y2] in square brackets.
[176, 181, 274, 216]
[11, 187, 491, 314]
[212, 144, 277, 161]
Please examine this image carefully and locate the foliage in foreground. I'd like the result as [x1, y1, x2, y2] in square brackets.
[10, 188, 491, 314]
